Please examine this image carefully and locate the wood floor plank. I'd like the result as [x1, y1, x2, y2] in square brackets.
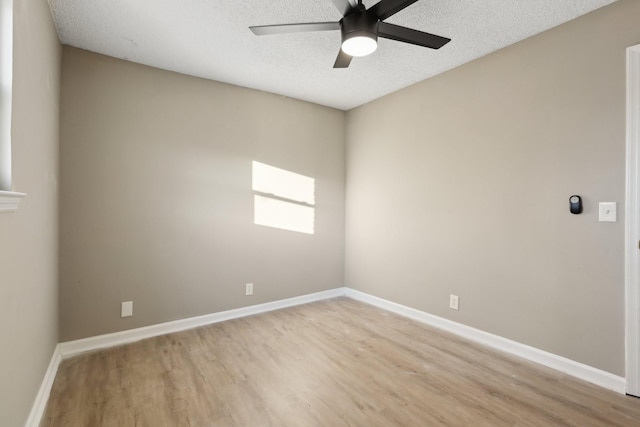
[42, 298, 640, 426]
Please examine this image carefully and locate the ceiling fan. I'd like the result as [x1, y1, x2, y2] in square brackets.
[249, 0, 451, 68]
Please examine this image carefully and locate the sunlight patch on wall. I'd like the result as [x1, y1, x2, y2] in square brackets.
[254, 195, 315, 234]
[252, 161, 315, 234]
[252, 161, 315, 204]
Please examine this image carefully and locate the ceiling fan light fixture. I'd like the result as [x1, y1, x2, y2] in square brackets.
[341, 35, 377, 57]
[340, 11, 379, 57]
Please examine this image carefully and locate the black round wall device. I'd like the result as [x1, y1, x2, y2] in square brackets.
[569, 195, 582, 214]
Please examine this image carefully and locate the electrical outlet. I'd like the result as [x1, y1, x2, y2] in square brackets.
[245, 283, 254, 296]
[121, 301, 133, 317]
[449, 295, 459, 311]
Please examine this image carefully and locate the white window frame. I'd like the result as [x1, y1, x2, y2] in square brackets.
[0, 0, 25, 212]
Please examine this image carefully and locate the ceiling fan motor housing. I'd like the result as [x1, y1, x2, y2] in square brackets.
[341, 11, 379, 45]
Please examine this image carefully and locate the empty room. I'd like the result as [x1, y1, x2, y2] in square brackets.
[3, 0, 640, 425]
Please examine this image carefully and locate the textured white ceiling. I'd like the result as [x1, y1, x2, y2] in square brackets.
[47, 0, 616, 110]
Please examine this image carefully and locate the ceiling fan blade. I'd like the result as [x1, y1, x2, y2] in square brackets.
[330, 0, 357, 17]
[333, 49, 353, 68]
[370, 0, 419, 21]
[250, 22, 340, 36]
[378, 22, 450, 49]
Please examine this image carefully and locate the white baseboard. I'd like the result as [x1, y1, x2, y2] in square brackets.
[31, 285, 625, 427]
[59, 287, 347, 358]
[345, 288, 626, 394]
[24, 344, 62, 427]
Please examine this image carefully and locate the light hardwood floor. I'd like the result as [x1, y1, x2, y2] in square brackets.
[43, 298, 640, 426]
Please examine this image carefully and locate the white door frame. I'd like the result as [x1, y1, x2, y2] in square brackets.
[625, 43, 640, 397]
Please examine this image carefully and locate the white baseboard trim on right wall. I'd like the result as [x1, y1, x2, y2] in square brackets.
[344, 288, 626, 394]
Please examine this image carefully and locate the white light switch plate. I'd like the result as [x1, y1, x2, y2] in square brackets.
[599, 202, 617, 222]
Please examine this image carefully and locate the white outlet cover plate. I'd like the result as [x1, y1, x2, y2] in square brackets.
[449, 295, 459, 311]
[598, 202, 617, 222]
[121, 301, 133, 317]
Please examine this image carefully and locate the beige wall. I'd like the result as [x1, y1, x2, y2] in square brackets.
[54, 0, 639, 386]
[346, 0, 640, 376]
[59, 48, 345, 341]
[0, 0, 60, 425]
